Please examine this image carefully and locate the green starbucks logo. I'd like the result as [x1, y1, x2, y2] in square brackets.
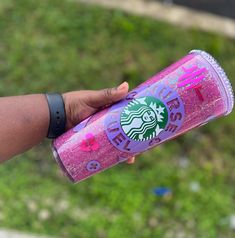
[120, 96, 168, 141]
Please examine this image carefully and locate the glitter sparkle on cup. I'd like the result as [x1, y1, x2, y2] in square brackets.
[52, 50, 234, 183]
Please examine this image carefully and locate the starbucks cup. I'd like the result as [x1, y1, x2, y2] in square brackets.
[52, 50, 234, 183]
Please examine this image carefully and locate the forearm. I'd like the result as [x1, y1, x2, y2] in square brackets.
[0, 94, 49, 161]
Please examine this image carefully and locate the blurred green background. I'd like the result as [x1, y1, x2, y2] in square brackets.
[0, 0, 235, 237]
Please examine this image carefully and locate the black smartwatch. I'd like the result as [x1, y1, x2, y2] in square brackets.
[45, 93, 66, 139]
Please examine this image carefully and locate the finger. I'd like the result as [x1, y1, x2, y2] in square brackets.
[126, 157, 135, 164]
[88, 82, 129, 108]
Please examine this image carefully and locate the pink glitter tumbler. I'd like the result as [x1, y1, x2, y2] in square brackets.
[52, 50, 234, 183]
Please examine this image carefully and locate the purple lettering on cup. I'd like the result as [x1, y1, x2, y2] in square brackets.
[104, 83, 185, 153]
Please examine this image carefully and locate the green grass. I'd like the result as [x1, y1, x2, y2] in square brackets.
[0, 0, 235, 237]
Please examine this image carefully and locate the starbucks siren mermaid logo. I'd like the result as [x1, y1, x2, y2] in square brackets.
[120, 96, 168, 141]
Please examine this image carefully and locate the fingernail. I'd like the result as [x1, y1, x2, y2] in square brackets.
[117, 82, 128, 91]
[127, 157, 135, 164]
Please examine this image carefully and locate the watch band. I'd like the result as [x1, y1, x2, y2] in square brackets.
[45, 93, 66, 139]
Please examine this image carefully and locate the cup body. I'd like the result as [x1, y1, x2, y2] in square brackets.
[52, 50, 234, 183]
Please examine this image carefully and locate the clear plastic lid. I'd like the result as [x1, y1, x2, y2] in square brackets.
[190, 49, 234, 115]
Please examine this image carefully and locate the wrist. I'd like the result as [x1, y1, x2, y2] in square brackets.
[62, 93, 73, 130]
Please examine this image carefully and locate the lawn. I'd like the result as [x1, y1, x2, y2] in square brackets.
[0, 0, 235, 237]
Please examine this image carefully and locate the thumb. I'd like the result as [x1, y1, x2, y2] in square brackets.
[90, 82, 129, 108]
